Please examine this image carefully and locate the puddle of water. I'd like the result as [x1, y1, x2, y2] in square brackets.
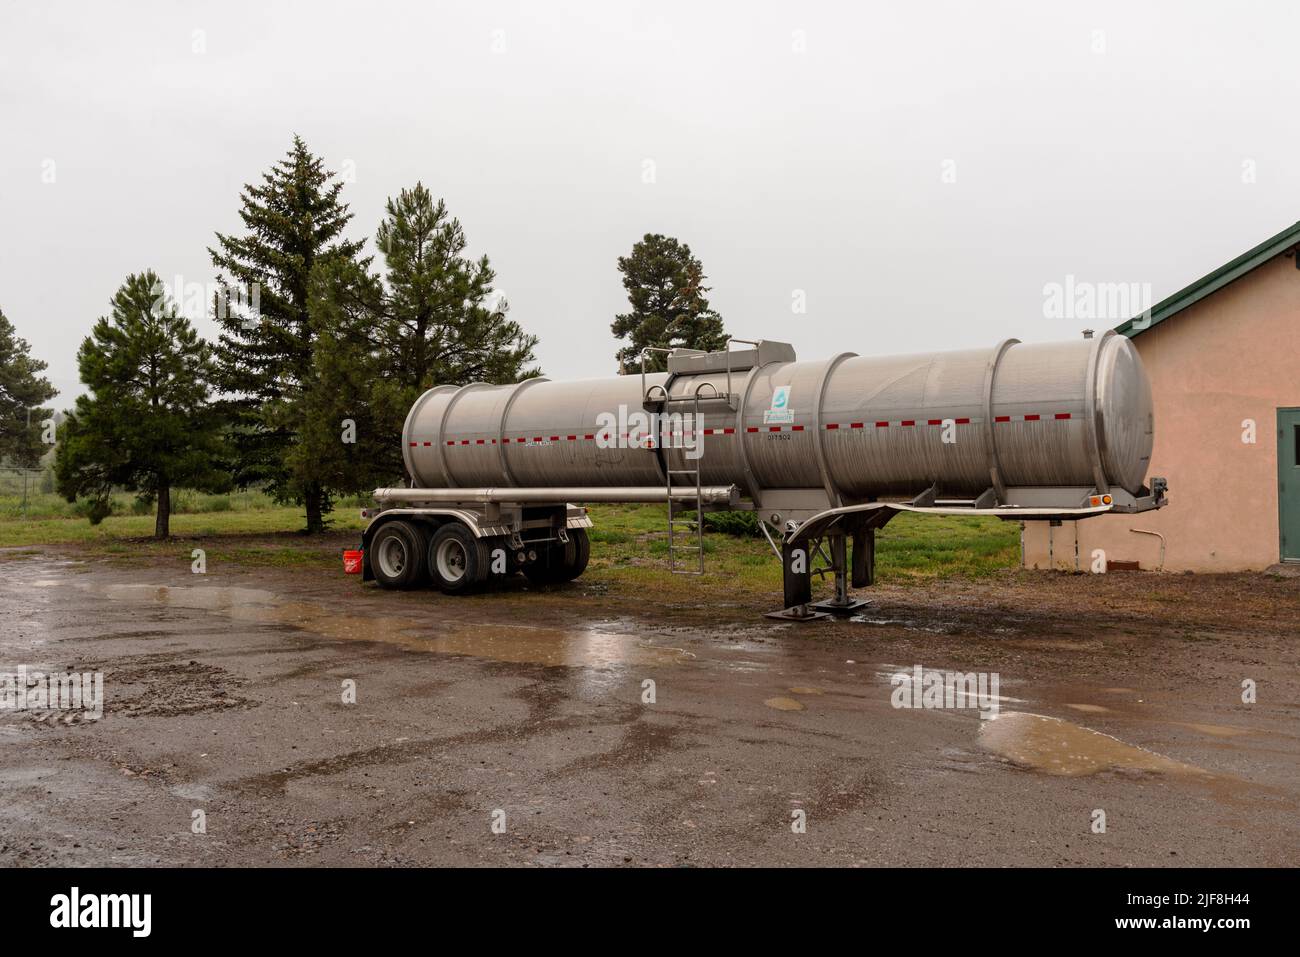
[980, 712, 1200, 777]
[83, 582, 688, 668]
[1064, 703, 1111, 714]
[1176, 722, 1252, 738]
[169, 783, 214, 801]
[94, 583, 280, 609]
[421, 623, 688, 668]
[850, 615, 949, 634]
[764, 697, 805, 711]
[788, 686, 823, 695]
[1008, 638, 1102, 652]
[872, 668, 1024, 705]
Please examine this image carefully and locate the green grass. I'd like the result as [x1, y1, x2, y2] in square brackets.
[0, 495, 367, 548]
[875, 512, 1021, 579]
[578, 504, 1019, 598]
[0, 494, 1020, 598]
[0, 488, 290, 521]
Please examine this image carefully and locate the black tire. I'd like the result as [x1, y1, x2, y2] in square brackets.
[369, 520, 428, 590]
[428, 521, 490, 594]
[564, 527, 591, 581]
[522, 528, 590, 585]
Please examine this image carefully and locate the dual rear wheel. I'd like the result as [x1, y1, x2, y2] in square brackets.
[522, 529, 590, 585]
[369, 520, 427, 589]
[369, 520, 588, 593]
[428, 522, 489, 594]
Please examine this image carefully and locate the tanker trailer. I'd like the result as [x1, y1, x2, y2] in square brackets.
[358, 331, 1166, 619]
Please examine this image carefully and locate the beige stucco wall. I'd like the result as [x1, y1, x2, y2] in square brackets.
[1023, 254, 1300, 572]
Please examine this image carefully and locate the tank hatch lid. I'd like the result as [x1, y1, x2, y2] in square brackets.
[666, 340, 796, 374]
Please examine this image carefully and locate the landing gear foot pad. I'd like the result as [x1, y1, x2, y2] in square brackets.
[764, 604, 834, 622]
[809, 598, 872, 616]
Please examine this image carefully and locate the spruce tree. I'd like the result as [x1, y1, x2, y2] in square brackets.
[309, 183, 540, 484]
[209, 136, 365, 532]
[54, 271, 227, 538]
[292, 257, 389, 500]
[375, 183, 539, 392]
[0, 307, 57, 466]
[611, 234, 727, 372]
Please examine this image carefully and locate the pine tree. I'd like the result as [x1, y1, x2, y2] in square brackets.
[291, 257, 390, 500]
[611, 234, 727, 372]
[376, 183, 539, 391]
[54, 271, 227, 538]
[309, 183, 540, 484]
[209, 136, 366, 533]
[0, 307, 57, 466]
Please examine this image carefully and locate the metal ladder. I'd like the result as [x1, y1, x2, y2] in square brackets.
[665, 385, 715, 575]
[641, 351, 725, 576]
[667, 462, 704, 575]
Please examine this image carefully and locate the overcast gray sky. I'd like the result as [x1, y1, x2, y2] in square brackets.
[3, 0, 1298, 403]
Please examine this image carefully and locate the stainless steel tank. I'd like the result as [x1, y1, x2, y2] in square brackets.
[401, 332, 1154, 500]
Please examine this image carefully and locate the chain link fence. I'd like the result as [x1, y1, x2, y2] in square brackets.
[0, 467, 52, 513]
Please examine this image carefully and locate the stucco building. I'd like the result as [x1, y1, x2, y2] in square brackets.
[1023, 221, 1300, 572]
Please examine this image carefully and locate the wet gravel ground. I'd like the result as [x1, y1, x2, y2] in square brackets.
[1, 548, 1297, 867]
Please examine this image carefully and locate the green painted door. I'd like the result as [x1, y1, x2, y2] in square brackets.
[1280, 408, 1300, 562]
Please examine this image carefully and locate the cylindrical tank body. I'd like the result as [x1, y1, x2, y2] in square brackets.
[401, 334, 1154, 500]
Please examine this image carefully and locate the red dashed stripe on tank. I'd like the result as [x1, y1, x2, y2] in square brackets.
[820, 413, 1071, 429]
[409, 414, 1073, 447]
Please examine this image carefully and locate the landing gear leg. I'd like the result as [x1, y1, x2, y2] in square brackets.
[764, 537, 829, 621]
[810, 532, 871, 616]
[851, 527, 874, 587]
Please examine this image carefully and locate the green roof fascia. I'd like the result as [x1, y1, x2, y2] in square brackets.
[1116, 220, 1300, 338]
